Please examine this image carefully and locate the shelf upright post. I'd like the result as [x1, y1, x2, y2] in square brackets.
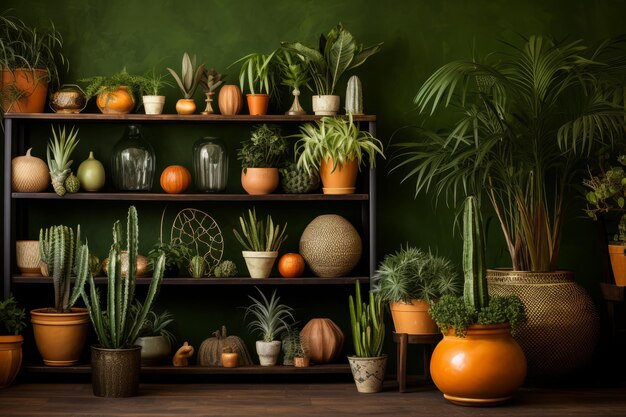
[3, 118, 13, 300]
[368, 121, 377, 290]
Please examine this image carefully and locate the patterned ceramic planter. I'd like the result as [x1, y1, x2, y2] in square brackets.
[348, 354, 387, 393]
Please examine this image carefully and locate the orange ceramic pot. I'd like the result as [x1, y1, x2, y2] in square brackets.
[1, 68, 49, 113]
[241, 168, 279, 195]
[390, 300, 439, 335]
[97, 86, 135, 114]
[176, 98, 196, 115]
[320, 158, 358, 194]
[609, 244, 626, 286]
[221, 352, 239, 368]
[218, 85, 242, 115]
[246, 94, 270, 115]
[430, 324, 527, 406]
[30, 307, 90, 366]
[0, 335, 23, 388]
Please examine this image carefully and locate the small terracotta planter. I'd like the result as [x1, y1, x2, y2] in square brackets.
[320, 158, 358, 194]
[294, 356, 310, 368]
[390, 300, 439, 335]
[176, 98, 196, 115]
[246, 94, 270, 115]
[221, 351, 239, 368]
[30, 308, 90, 366]
[608, 244, 626, 286]
[241, 168, 279, 195]
[96, 86, 135, 114]
[0, 335, 23, 388]
[218, 85, 242, 115]
[1, 68, 49, 113]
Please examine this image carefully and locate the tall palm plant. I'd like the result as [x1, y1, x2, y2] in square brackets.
[392, 35, 626, 272]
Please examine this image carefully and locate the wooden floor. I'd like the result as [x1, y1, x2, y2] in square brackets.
[2, 382, 626, 416]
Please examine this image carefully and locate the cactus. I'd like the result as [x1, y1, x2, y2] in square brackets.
[279, 162, 320, 194]
[39, 224, 87, 312]
[462, 196, 489, 310]
[345, 75, 363, 116]
[214, 260, 238, 278]
[189, 255, 207, 278]
[64, 173, 80, 193]
[348, 282, 385, 357]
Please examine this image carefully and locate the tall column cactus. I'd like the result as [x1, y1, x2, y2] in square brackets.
[348, 282, 385, 357]
[462, 196, 489, 309]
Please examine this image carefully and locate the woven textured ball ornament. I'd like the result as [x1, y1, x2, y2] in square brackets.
[11, 148, 50, 192]
[299, 215, 362, 277]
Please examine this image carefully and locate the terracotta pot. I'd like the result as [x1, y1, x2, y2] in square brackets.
[176, 98, 196, 115]
[16, 240, 42, 276]
[0, 335, 23, 388]
[294, 356, 310, 368]
[430, 324, 527, 406]
[608, 244, 626, 286]
[320, 158, 358, 194]
[348, 355, 387, 393]
[487, 269, 599, 377]
[241, 168, 279, 195]
[91, 345, 141, 397]
[134, 336, 171, 365]
[246, 94, 270, 115]
[97, 86, 135, 114]
[242, 251, 278, 279]
[1, 68, 49, 113]
[390, 300, 439, 335]
[312, 95, 340, 116]
[221, 352, 239, 368]
[255, 340, 281, 366]
[218, 85, 242, 115]
[143, 95, 165, 115]
[30, 307, 90, 366]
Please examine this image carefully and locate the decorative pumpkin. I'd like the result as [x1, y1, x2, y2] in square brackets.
[300, 318, 344, 364]
[278, 253, 305, 278]
[160, 165, 191, 194]
[96, 86, 135, 114]
[198, 326, 253, 366]
[11, 148, 50, 192]
[218, 84, 242, 115]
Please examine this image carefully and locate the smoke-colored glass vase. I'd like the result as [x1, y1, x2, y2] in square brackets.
[193, 137, 228, 192]
[111, 125, 155, 191]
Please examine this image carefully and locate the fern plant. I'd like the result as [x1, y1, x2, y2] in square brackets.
[233, 208, 287, 252]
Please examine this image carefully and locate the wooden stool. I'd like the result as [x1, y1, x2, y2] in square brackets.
[393, 332, 442, 393]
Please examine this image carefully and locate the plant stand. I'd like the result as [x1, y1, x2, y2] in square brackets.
[393, 332, 442, 393]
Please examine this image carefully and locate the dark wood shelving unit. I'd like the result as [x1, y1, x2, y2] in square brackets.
[12, 192, 368, 201]
[12, 276, 369, 285]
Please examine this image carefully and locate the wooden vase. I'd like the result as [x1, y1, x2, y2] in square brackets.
[218, 85, 242, 115]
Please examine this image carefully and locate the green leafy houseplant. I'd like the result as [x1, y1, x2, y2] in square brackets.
[0, 297, 26, 336]
[238, 124, 288, 169]
[132, 301, 176, 347]
[282, 23, 382, 96]
[137, 68, 172, 96]
[348, 282, 384, 358]
[392, 35, 626, 272]
[231, 51, 277, 95]
[244, 288, 295, 342]
[80, 68, 143, 101]
[233, 208, 287, 252]
[167, 52, 205, 99]
[276, 49, 311, 93]
[147, 241, 191, 277]
[201, 68, 226, 94]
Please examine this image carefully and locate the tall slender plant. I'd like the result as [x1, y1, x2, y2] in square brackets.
[348, 282, 385, 358]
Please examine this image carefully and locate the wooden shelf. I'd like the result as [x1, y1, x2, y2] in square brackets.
[12, 192, 369, 201]
[12, 276, 369, 285]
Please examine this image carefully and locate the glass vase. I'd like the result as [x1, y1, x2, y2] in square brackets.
[111, 125, 155, 191]
[193, 137, 228, 192]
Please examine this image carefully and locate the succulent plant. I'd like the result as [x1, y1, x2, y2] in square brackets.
[189, 255, 207, 278]
[201, 68, 225, 94]
[214, 260, 238, 278]
[167, 52, 205, 99]
[279, 161, 320, 194]
[46, 125, 79, 196]
[64, 173, 80, 193]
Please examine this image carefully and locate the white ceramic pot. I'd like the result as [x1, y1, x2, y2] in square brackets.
[135, 335, 171, 365]
[143, 95, 165, 115]
[312, 95, 340, 116]
[256, 340, 282, 366]
[348, 355, 388, 393]
[242, 251, 278, 278]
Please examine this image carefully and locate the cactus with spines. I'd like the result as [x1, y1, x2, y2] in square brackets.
[64, 173, 80, 193]
[279, 162, 320, 194]
[462, 196, 489, 310]
[348, 282, 385, 357]
[214, 260, 238, 278]
[46, 125, 80, 196]
[189, 255, 207, 278]
[345, 75, 363, 116]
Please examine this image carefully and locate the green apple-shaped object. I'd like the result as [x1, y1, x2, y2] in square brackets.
[77, 151, 105, 192]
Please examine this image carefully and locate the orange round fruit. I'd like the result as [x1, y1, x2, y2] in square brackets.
[160, 165, 191, 194]
[278, 253, 305, 278]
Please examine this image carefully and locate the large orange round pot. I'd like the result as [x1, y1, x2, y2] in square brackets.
[241, 168, 279, 195]
[246, 94, 270, 115]
[218, 84, 242, 115]
[30, 307, 90, 366]
[430, 324, 526, 406]
[175, 98, 196, 115]
[96, 86, 135, 114]
[390, 300, 439, 334]
[320, 158, 358, 194]
[0, 335, 23, 388]
[608, 244, 626, 286]
[1, 68, 49, 113]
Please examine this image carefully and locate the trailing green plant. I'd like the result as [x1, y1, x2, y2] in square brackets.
[373, 245, 460, 304]
[348, 282, 385, 357]
[233, 207, 287, 252]
[201, 68, 225, 94]
[244, 287, 295, 342]
[275, 49, 311, 93]
[282, 23, 382, 96]
[132, 300, 176, 347]
[80, 68, 143, 101]
[39, 224, 87, 313]
[137, 68, 172, 96]
[76, 206, 166, 349]
[46, 125, 79, 197]
[391, 35, 626, 272]
[294, 114, 384, 175]
[214, 260, 238, 278]
[167, 52, 205, 99]
[237, 124, 288, 169]
[0, 296, 26, 336]
[231, 51, 277, 95]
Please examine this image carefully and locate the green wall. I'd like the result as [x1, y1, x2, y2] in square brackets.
[3, 0, 626, 369]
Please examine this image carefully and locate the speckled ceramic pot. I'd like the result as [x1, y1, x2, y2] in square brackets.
[91, 345, 141, 397]
[348, 354, 387, 393]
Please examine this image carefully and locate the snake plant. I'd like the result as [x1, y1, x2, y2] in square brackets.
[233, 208, 287, 252]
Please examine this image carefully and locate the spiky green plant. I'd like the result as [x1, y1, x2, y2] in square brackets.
[46, 125, 79, 196]
[231, 51, 277, 95]
[132, 300, 176, 347]
[233, 208, 287, 252]
[167, 52, 205, 99]
[76, 206, 165, 349]
[136, 68, 172, 96]
[462, 196, 488, 310]
[349, 282, 385, 358]
[39, 224, 87, 312]
[244, 288, 295, 342]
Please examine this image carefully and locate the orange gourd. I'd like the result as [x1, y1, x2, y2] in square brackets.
[160, 165, 191, 194]
[278, 253, 305, 278]
[300, 318, 344, 364]
[218, 85, 242, 115]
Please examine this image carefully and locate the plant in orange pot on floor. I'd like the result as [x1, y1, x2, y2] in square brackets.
[81, 69, 142, 114]
[167, 52, 205, 115]
[0, 296, 26, 388]
[231, 51, 276, 115]
[238, 124, 287, 195]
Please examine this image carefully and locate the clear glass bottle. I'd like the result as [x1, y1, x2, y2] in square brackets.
[111, 125, 155, 191]
[193, 137, 228, 192]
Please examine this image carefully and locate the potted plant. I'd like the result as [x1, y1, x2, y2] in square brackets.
[147, 241, 191, 278]
[238, 124, 288, 195]
[429, 196, 527, 406]
[244, 288, 295, 366]
[374, 246, 459, 335]
[347, 282, 386, 393]
[294, 114, 384, 194]
[167, 52, 205, 115]
[275, 49, 310, 115]
[76, 206, 165, 397]
[0, 296, 26, 388]
[200, 68, 225, 115]
[46, 125, 80, 197]
[132, 302, 176, 365]
[32, 224, 90, 366]
[81, 69, 142, 114]
[282, 23, 382, 115]
[0, 12, 66, 115]
[282, 326, 310, 367]
[138, 68, 172, 115]
[391, 35, 626, 376]
[233, 208, 287, 279]
[231, 51, 276, 115]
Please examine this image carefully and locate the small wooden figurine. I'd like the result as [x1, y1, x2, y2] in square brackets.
[173, 342, 194, 367]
